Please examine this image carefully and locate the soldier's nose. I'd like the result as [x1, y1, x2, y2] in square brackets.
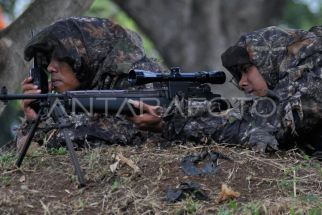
[47, 60, 59, 73]
[239, 73, 248, 89]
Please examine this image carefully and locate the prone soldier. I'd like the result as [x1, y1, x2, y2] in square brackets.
[18, 16, 164, 150]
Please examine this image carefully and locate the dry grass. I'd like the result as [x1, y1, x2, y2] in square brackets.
[0, 142, 322, 214]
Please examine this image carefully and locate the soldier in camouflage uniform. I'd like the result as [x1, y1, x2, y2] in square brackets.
[159, 26, 322, 155]
[17, 16, 164, 150]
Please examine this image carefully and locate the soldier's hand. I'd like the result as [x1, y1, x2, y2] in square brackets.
[248, 129, 279, 153]
[21, 76, 41, 121]
[127, 100, 164, 132]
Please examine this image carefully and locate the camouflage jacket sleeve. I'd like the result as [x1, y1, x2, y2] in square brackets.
[162, 97, 280, 152]
[15, 118, 56, 151]
[15, 112, 155, 149]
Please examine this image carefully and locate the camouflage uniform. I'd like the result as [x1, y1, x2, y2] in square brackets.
[17, 16, 164, 149]
[163, 26, 322, 154]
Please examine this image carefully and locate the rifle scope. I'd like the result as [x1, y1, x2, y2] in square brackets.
[128, 67, 226, 86]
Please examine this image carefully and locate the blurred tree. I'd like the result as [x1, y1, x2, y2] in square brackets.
[0, 8, 6, 30]
[87, 0, 322, 63]
[86, 0, 161, 59]
[0, 0, 16, 21]
[281, 0, 322, 29]
[111, 0, 287, 71]
[0, 102, 23, 146]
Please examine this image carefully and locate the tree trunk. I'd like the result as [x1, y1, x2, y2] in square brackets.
[113, 0, 286, 70]
[0, 0, 94, 114]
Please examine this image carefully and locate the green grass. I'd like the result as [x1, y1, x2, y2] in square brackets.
[217, 201, 263, 215]
[0, 151, 16, 168]
[0, 175, 11, 186]
[48, 147, 67, 156]
[111, 180, 120, 193]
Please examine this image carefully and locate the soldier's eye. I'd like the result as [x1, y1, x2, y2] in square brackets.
[242, 64, 253, 72]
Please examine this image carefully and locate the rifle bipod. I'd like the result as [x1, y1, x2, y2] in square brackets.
[16, 104, 86, 187]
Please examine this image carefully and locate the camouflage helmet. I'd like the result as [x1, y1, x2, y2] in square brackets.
[24, 16, 147, 89]
[221, 26, 322, 89]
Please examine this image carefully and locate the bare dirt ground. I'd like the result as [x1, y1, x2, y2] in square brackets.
[1, 141, 322, 214]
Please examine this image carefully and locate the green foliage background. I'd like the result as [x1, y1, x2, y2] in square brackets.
[281, 0, 322, 29]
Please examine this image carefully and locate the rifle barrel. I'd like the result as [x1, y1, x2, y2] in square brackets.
[0, 93, 63, 100]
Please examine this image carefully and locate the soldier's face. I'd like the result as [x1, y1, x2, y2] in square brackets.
[47, 59, 80, 92]
[238, 65, 268, 96]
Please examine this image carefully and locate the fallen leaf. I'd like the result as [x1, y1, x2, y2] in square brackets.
[217, 183, 240, 203]
[19, 175, 26, 183]
[25, 204, 34, 208]
[117, 153, 141, 174]
[110, 160, 119, 173]
[21, 185, 28, 190]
